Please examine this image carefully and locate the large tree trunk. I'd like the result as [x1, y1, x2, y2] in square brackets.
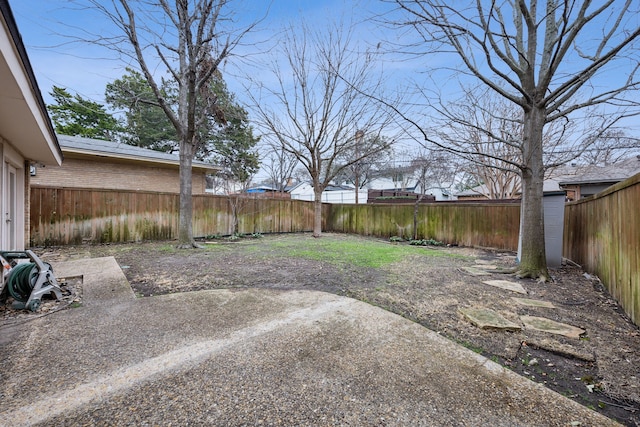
[177, 141, 195, 248]
[313, 187, 323, 237]
[517, 106, 549, 280]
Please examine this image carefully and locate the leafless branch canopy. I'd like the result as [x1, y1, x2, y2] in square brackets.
[248, 19, 400, 192]
[383, 0, 640, 274]
[383, 0, 640, 175]
[85, 0, 258, 145]
[389, 0, 640, 117]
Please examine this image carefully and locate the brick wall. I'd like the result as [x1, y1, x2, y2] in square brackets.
[31, 157, 208, 194]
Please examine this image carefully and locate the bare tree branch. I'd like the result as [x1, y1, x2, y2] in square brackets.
[385, 0, 640, 279]
[85, 0, 262, 247]
[247, 18, 401, 236]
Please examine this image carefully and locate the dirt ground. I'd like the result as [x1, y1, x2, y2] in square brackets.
[4, 233, 639, 425]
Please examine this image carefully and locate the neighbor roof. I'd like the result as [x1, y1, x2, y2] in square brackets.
[57, 134, 220, 173]
[557, 157, 640, 186]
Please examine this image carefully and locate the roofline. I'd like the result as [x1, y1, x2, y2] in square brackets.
[558, 179, 622, 186]
[62, 146, 220, 172]
[0, 0, 62, 162]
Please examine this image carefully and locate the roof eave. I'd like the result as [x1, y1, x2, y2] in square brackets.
[63, 147, 220, 172]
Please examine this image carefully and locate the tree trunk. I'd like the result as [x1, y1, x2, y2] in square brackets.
[229, 195, 240, 235]
[313, 188, 323, 237]
[177, 141, 196, 248]
[413, 194, 423, 240]
[517, 106, 549, 280]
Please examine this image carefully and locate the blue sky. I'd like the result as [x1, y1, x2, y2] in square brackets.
[11, 0, 377, 107]
[10, 0, 640, 154]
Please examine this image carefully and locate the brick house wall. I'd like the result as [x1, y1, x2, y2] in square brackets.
[31, 156, 209, 194]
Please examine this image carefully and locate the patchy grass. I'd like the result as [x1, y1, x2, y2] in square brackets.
[267, 235, 461, 268]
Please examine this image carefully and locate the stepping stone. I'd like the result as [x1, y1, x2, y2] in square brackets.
[482, 280, 527, 294]
[526, 338, 595, 362]
[475, 264, 516, 273]
[461, 266, 491, 276]
[520, 316, 585, 339]
[474, 264, 500, 270]
[512, 297, 555, 308]
[460, 307, 521, 331]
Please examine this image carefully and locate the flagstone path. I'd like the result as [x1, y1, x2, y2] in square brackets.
[461, 263, 586, 340]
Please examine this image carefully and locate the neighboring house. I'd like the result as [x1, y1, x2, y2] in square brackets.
[367, 189, 435, 204]
[419, 186, 455, 201]
[455, 183, 508, 200]
[366, 177, 418, 193]
[289, 181, 368, 204]
[556, 157, 640, 201]
[31, 135, 220, 194]
[455, 157, 640, 201]
[1, 1, 63, 250]
[244, 185, 291, 199]
[367, 177, 458, 201]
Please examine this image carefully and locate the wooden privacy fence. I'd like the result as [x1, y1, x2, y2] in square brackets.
[30, 187, 521, 250]
[327, 202, 520, 250]
[564, 173, 640, 326]
[30, 184, 640, 326]
[29, 187, 317, 245]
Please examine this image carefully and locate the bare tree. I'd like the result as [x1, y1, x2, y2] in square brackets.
[434, 88, 528, 199]
[248, 20, 399, 236]
[333, 135, 394, 194]
[580, 130, 640, 165]
[387, 0, 640, 279]
[409, 148, 460, 239]
[411, 149, 460, 199]
[224, 172, 256, 236]
[85, 0, 260, 247]
[262, 142, 299, 192]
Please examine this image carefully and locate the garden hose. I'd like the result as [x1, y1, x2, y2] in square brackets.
[7, 262, 38, 302]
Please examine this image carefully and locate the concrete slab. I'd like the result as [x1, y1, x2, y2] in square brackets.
[512, 297, 556, 308]
[52, 257, 136, 306]
[521, 315, 586, 339]
[460, 307, 522, 331]
[461, 266, 491, 276]
[483, 279, 527, 294]
[0, 261, 615, 426]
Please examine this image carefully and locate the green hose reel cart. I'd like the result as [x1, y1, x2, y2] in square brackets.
[0, 250, 62, 312]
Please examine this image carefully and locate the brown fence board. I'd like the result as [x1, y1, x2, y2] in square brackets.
[563, 173, 640, 326]
[31, 182, 639, 326]
[33, 188, 521, 251]
[327, 202, 520, 250]
[30, 187, 317, 245]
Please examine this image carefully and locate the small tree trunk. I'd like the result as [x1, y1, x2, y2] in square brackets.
[313, 187, 323, 237]
[413, 194, 423, 240]
[517, 106, 549, 280]
[228, 195, 240, 235]
[177, 141, 196, 248]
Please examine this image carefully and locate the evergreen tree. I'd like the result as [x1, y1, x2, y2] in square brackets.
[106, 69, 259, 186]
[105, 69, 178, 152]
[196, 75, 260, 185]
[48, 86, 121, 140]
